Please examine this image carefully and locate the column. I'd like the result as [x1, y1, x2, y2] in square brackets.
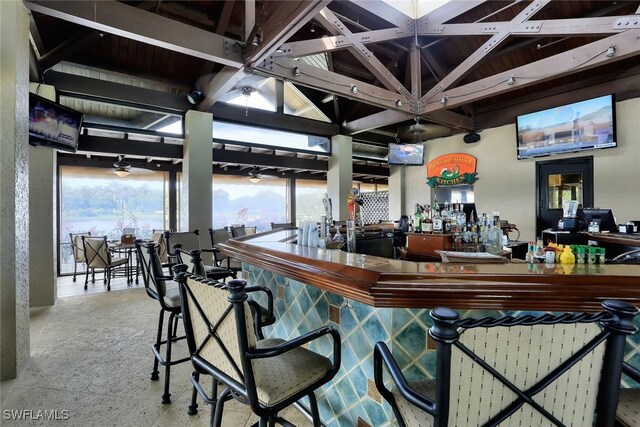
[327, 135, 352, 221]
[181, 110, 213, 233]
[1, 0, 30, 380]
[28, 83, 56, 307]
[388, 166, 405, 220]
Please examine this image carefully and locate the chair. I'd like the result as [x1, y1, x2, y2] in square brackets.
[374, 300, 639, 427]
[136, 240, 190, 404]
[230, 225, 257, 238]
[208, 228, 242, 275]
[81, 236, 129, 291]
[69, 232, 91, 282]
[164, 230, 234, 281]
[271, 222, 294, 230]
[173, 267, 341, 427]
[617, 362, 640, 426]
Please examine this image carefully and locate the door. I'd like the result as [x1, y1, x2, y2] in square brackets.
[536, 156, 594, 237]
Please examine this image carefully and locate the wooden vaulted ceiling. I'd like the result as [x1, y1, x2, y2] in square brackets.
[27, 0, 640, 147]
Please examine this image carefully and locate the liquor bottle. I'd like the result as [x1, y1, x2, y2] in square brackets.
[413, 204, 422, 233]
[432, 204, 443, 233]
[423, 205, 433, 233]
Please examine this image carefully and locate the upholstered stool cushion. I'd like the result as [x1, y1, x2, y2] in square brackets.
[252, 338, 332, 407]
[110, 258, 129, 267]
[392, 379, 436, 427]
[204, 265, 234, 280]
[617, 389, 640, 426]
[162, 284, 181, 308]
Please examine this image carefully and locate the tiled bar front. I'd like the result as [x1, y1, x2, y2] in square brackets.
[246, 264, 640, 426]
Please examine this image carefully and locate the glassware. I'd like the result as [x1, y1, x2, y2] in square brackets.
[346, 220, 356, 253]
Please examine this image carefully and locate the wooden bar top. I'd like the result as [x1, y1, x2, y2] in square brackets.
[585, 232, 640, 247]
[218, 229, 640, 312]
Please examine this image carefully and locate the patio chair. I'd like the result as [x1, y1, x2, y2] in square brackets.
[208, 227, 242, 276]
[617, 362, 640, 426]
[174, 267, 341, 426]
[81, 236, 128, 291]
[69, 231, 91, 282]
[375, 300, 639, 427]
[164, 230, 234, 281]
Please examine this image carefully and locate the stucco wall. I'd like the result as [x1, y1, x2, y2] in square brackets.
[402, 97, 640, 243]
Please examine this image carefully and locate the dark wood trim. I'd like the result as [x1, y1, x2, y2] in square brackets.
[168, 171, 177, 231]
[210, 103, 339, 137]
[586, 232, 640, 248]
[220, 230, 640, 312]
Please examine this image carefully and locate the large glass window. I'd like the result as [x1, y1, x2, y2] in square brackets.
[59, 166, 168, 274]
[296, 180, 327, 223]
[212, 175, 288, 232]
[212, 121, 329, 153]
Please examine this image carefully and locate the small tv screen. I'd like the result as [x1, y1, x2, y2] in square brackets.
[29, 93, 84, 153]
[388, 143, 424, 165]
[516, 94, 616, 160]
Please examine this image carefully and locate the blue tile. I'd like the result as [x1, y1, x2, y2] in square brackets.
[317, 398, 333, 422]
[351, 366, 368, 396]
[275, 299, 286, 318]
[395, 321, 427, 355]
[340, 307, 357, 334]
[361, 354, 375, 379]
[392, 309, 414, 330]
[297, 318, 311, 336]
[336, 376, 358, 407]
[363, 314, 388, 343]
[284, 285, 295, 306]
[377, 308, 392, 331]
[342, 341, 358, 371]
[298, 290, 312, 314]
[288, 279, 304, 296]
[418, 351, 437, 378]
[316, 296, 329, 324]
[390, 343, 412, 369]
[326, 292, 344, 306]
[288, 299, 304, 324]
[349, 328, 373, 360]
[306, 285, 322, 303]
[306, 304, 322, 328]
[353, 300, 374, 322]
[417, 309, 434, 329]
[362, 397, 387, 427]
[336, 413, 353, 427]
[403, 364, 426, 381]
[325, 385, 345, 415]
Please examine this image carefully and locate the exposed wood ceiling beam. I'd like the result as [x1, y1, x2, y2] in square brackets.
[24, 0, 244, 67]
[348, 0, 412, 28]
[27, 10, 46, 58]
[420, 0, 550, 106]
[244, 0, 255, 42]
[44, 70, 191, 111]
[418, 16, 638, 37]
[280, 26, 413, 58]
[316, 8, 411, 99]
[244, 0, 331, 67]
[419, 0, 486, 23]
[345, 110, 412, 135]
[259, 56, 411, 113]
[216, 0, 235, 35]
[39, 29, 105, 71]
[197, 66, 247, 112]
[422, 28, 640, 115]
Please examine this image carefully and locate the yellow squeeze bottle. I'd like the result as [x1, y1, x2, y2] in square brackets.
[559, 245, 575, 264]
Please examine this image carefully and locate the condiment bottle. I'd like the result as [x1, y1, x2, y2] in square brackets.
[560, 245, 575, 264]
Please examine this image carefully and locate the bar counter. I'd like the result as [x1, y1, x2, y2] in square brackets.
[219, 229, 640, 312]
[218, 229, 640, 426]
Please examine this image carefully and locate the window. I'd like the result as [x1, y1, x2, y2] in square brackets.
[212, 174, 288, 232]
[59, 166, 168, 274]
[296, 180, 327, 223]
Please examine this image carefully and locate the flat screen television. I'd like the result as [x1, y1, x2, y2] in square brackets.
[29, 92, 84, 153]
[388, 143, 424, 165]
[581, 208, 618, 232]
[516, 94, 616, 160]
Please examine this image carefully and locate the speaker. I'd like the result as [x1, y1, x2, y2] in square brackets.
[463, 132, 481, 143]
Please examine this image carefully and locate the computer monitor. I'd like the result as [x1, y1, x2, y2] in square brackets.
[581, 208, 617, 232]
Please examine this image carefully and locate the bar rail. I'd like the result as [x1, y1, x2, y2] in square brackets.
[218, 229, 640, 312]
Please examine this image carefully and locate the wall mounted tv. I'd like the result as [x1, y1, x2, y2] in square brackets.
[29, 93, 84, 153]
[516, 94, 616, 160]
[388, 143, 424, 165]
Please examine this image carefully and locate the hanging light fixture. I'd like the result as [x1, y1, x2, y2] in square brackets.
[248, 166, 261, 183]
[113, 157, 131, 177]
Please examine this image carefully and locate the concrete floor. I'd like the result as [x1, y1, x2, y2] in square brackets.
[0, 278, 312, 426]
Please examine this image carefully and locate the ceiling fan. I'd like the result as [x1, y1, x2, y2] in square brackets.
[113, 156, 154, 177]
[218, 71, 271, 103]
